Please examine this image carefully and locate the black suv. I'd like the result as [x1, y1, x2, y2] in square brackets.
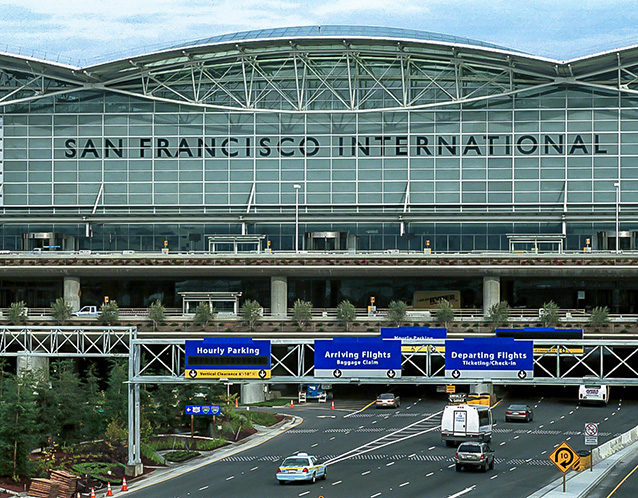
[455, 442, 495, 472]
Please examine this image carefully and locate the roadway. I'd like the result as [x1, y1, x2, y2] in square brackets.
[124, 389, 638, 498]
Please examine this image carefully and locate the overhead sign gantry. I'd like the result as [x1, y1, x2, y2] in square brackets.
[185, 338, 271, 379]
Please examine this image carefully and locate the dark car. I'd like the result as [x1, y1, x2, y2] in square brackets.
[376, 393, 400, 408]
[504, 403, 534, 422]
[455, 442, 495, 472]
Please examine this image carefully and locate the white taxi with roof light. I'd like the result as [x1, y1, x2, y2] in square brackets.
[276, 452, 327, 484]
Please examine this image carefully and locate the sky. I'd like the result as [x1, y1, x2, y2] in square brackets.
[1, 0, 638, 66]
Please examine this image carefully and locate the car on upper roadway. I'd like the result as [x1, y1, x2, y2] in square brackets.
[504, 403, 534, 422]
[455, 442, 495, 472]
[276, 452, 327, 484]
[376, 393, 400, 408]
[72, 306, 101, 318]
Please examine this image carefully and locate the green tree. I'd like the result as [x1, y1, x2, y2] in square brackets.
[147, 299, 166, 331]
[540, 300, 560, 327]
[588, 306, 610, 328]
[387, 300, 408, 327]
[50, 297, 73, 325]
[435, 299, 455, 329]
[7, 301, 26, 325]
[486, 300, 511, 328]
[336, 300, 357, 331]
[193, 302, 214, 328]
[240, 300, 262, 331]
[103, 359, 129, 425]
[83, 363, 105, 439]
[292, 299, 313, 328]
[0, 372, 43, 480]
[98, 301, 120, 325]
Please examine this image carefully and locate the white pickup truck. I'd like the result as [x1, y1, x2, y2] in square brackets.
[72, 306, 101, 318]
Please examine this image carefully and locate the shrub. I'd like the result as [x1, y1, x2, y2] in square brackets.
[50, 297, 73, 324]
[588, 306, 610, 327]
[71, 462, 125, 484]
[292, 299, 313, 328]
[193, 302, 214, 327]
[240, 300, 262, 331]
[486, 301, 510, 328]
[387, 300, 408, 327]
[540, 301, 560, 327]
[336, 300, 356, 331]
[164, 450, 200, 462]
[147, 299, 166, 331]
[98, 301, 119, 325]
[435, 299, 455, 329]
[7, 301, 27, 325]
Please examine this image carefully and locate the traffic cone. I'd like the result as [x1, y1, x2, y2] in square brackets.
[90, 488, 96, 498]
[77, 493, 81, 498]
[235, 397, 238, 408]
[331, 400, 335, 410]
[106, 482, 114, 496]
[121, 477, 129, 492]
[290, 399, 294, 408]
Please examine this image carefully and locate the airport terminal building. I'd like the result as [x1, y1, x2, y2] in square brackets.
[1, 26, 638, 311]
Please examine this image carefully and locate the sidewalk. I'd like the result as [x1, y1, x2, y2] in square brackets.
[528, 440, 638, 498]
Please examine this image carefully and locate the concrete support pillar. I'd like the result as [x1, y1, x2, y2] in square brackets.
[270, 276, 288, 318]
[17, 354, 49, 378]
[483, 276, 501, 316]
[241, 383, 267, 404]
[64, 276, 81, 311]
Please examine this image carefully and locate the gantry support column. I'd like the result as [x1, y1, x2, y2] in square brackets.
[483, 275, 501, 317]
[270, 276, 288, 318]
[63, 276, 81, 311]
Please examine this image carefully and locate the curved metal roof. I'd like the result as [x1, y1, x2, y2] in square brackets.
[162, 25, 522, 54]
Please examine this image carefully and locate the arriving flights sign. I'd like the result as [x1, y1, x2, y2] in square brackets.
[445, 337, 534, 380]
[185, 338, 271, 379]
[314, 337, 402, 379]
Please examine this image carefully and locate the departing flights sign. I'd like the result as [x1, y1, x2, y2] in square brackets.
[314, 337, 402, 379]
[381, 326, 447, 353]
[445, 337, 534, 380]
[185, 338, 271, 379]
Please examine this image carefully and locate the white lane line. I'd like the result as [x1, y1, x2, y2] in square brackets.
[250, 467, 259, 471]
[400, 482, 410, 487]
[429, 446, 436, 450]
[311, 443, 318, 447]
[569, 411, 574, 414]
[226, 476, 234, 481]
[566, 437, 571, 441]
[541, 450, 547, 455]
[447, 485, 476, 498]
[330, 437, 336, 440]
[299, 492, 310, 497]
[199, 485, 209, 491]
[332, 480, 342, 486]
[604, 418, 609, 421]
[560, 416, 565, 419]
[612, 412, 616, 416]
[387, 461, 395, 466]
[509, 467, 516, 471]
[448, 464, 455, 468]
[500, 442, 506, 446]
[373, 420, 378, 424]
[409, 453, 416, 458]
[371, 493, 382, 498]
[539, 424, 544, 428]
[407, 406, 412, 409]
[490, 475, 499, 480]
[550, 420, 555, 424]
[426, 472, 434, 477]
[514, 436, 520, 440]
[362, 470, 371, 475]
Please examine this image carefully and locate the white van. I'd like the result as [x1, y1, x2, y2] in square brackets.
[579, 381, 610, 405]
[441, 404, 493, 446]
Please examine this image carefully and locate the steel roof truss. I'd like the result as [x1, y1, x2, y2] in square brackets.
[603, 345, 638, 379]
[352, 53, 403, 107]
[298, 52, 351, 110]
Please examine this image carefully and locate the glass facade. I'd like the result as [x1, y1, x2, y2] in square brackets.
[0, 28, 636, 252]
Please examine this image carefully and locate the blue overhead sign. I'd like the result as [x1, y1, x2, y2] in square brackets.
[445, 337, 534, 380]
[185, 338, 271, 379]
[314, 337, 402, 379]
[185, 405, 221, 416]
[380, 326, 447, 340]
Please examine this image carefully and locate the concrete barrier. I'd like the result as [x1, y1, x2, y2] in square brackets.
[592, 423, 638, 464]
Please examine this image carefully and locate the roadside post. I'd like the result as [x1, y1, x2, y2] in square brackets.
[185, 405, 221, 440]
[549, 441, 580, 492]
[584, 423, 598, 471]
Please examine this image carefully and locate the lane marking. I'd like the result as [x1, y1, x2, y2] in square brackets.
[569, 411, 574, 414]
[429, 446, 436, 450]
[371, 493, 382, 498]
[514, 436, 520, 440]
[426, 472, 434, 477]
[490, 475, 499, 480]
[447, 485, 476, 498]
[541, 450, 547, 455]
[400, 482, 410, 487]
[344, 399, 376, 418]
[225, 476, 234, 481]
[250, 467, 259, 471]
[409, 453, 416, 458]
[605, 463, 638, 497]
[199, 485, 209, 491]
[387, 461, 395, 466]
[332, 480, 343, 486]
[500, 442, 506, 446]
[362, 470, 371, 475]
[509, 467, 516, 471]
[311, 443, 318, 447]
[448, 464, 455, 468]
[299, 492, 310, 497]
[330, 437, 336, 440]
[491, 400, 502, 409]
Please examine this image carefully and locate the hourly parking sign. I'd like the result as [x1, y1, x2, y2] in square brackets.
[445, 337, 533, 380]
[185, 338, 271, 379]
[314, 337, 402, 379]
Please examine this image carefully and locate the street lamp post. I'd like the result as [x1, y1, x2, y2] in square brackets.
[614, 182, 620, 254]
[293, 184, 301, 253]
